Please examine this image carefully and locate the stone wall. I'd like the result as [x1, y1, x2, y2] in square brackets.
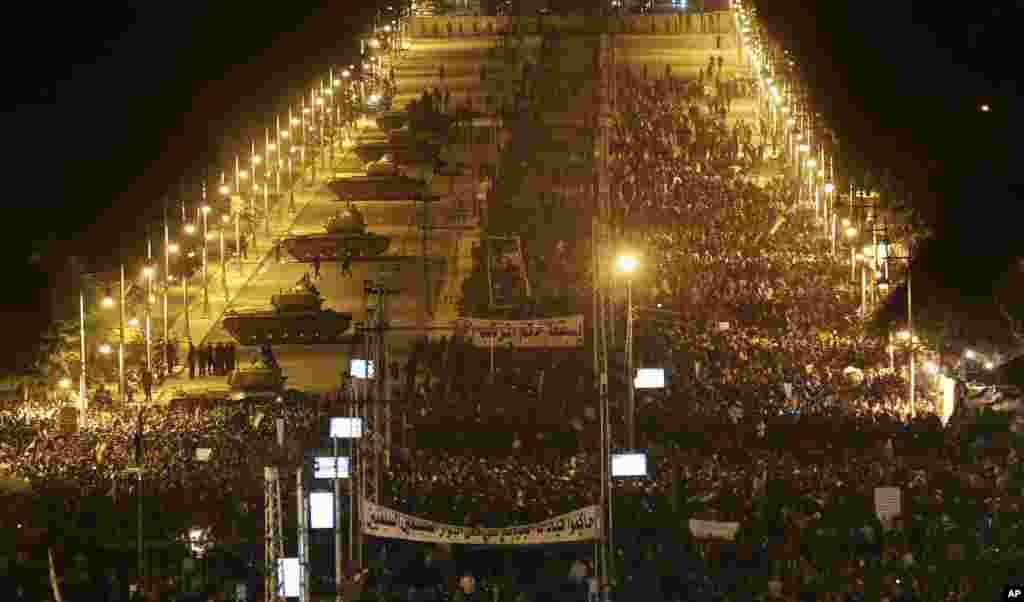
[407, 11, 734, 38]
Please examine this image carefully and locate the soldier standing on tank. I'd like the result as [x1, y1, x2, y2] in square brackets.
[141, 369, 154, 403]
[197, 344, 207, 377]
[341, 249, 354, 277]
[313, 253, 322, 280]
[205, 343, 216, 376]
[166, 340, 177, 375]
[187, 341, 197, 379]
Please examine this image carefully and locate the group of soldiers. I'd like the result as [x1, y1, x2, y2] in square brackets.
[185, 341, 238, 379]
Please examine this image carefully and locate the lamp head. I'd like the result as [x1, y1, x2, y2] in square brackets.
[616, 254, 638, 274]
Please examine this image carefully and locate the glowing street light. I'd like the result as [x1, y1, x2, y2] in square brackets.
[616, 254, 638, 274]
[965, 349, 976, 359]
[984, 361, 994, 370]
[219, 184, 231, 195]
[615, 252, 639, 449]
[184, 223, 196, 235]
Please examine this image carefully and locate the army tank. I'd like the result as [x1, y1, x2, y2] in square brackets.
[280, 204, 391, 263]
[327, 175, 428, 201]
[376, 111, 407, 132]
[221, 274, 353, 345]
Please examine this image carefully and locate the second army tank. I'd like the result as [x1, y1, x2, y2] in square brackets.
[222, 274, 353, 345]
[281, 204, 390, 262]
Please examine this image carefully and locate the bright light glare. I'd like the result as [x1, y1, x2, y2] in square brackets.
[965, 349, 976, 359]
[897, 330, 911, 341]
[201, 205, 211, 214]
[58, 378, 71, 389]
[128, 317, 139, 327]
[844, 226, 857, 238]
[616, 254, 638, 274]
[99, 344, 112, 354]
[184, 224, 196, 234]
[102, 296, 115, 308]
[219, 185, 231, 195]
[168, 243, 180, 254]
[984, 361, 994, 370]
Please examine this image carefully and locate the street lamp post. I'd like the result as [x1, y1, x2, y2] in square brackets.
[119, 264, 126, 403]
[879, 242, 916, 417]
[163, 202, 173, 376]
[201, 200, 211, 317]
[615, 253, 638, 450]
[79, 291, 87, 412]
[144, 259, 154, 373]
[220, 215, 228, 294]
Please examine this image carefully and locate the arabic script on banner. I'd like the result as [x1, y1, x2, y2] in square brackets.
[453, 315, 584, 349]
[361, 500, 601, 545]
[688, 519, 741, 541]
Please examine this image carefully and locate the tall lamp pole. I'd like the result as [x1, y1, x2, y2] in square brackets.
[145, 246, 154, 372]
[79, 291, 87, 412]
[201, 197, 211, 317]
[615, 253, 638, 450]
[119, 263, 127, 403]
[163, 202, 174, 375]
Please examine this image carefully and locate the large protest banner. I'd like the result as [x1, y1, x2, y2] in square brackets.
[453, 315, 585, 349]
[361, 500, 600, 545]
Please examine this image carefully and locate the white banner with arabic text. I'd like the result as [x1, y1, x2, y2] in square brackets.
[453, 315, 584, 349]
[361, 500, 600, 545]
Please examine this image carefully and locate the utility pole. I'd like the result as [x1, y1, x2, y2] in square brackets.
[593, 8, 616, 590]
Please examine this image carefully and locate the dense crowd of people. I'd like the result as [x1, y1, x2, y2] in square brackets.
[3, 37, 1024, 602]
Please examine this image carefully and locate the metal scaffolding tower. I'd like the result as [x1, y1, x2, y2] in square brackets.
[264, 466, 285, 602]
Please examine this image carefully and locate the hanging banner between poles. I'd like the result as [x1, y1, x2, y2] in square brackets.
[452, 315, 585, 349]
[361, 500, 601, 545]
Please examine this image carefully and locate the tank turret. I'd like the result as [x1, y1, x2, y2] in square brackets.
[221, 274, 353, 345]
[326, 205, 367, 235]
[280, 204, 390, 263]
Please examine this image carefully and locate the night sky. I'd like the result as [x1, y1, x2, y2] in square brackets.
[5, 3, 378, 370]
[6, 1, 1021, 370]
[755, 0, 1022, 281]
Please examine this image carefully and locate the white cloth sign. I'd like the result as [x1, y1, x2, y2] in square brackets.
[453, 315, 584, 349]
[688, 519, 741, 541]
[362, 499, 600, 545]
[874, 487, 901, 521]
